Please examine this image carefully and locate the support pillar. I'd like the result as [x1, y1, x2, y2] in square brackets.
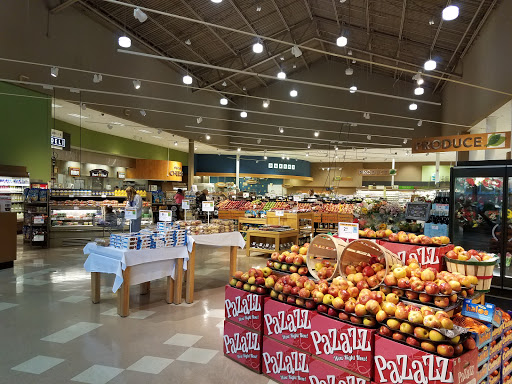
[188, 139, 194, 190]
[435, 153, 440, 185]
[236, 154, 240, 192]
[486, 116, 498, 160]
[391, 158, 395, 187]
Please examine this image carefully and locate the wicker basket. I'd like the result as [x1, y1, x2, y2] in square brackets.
[306, 234, 347, 281]
[338, 239, 402, 288]
[444, 257, 497, 292]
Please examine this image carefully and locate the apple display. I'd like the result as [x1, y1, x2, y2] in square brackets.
[393, 267, 407, 280]
[462, 338, 476, 350]
[387, 319, 401, 330]
[363, 317, 376, 327]
[437, 344, 454, 358]
[296, 297, 305, 307]
[348, 286, 360, 298]
[322, 294, 334, 305]
[400, 322, 414, 334]
[421, 341, 436, 352]
[287, 296, 296, 305]
[414, 327, 429, 339]
[453, 344, 463, 356]
[395, 305, 409, 320]
[411, 280, 426, 292]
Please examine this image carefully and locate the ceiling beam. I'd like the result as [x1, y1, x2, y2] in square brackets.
[393, 0, 407, 79]
[50, 0, 80, 14]
[365, 0, 373, 73]
[430, 0, 450, 53]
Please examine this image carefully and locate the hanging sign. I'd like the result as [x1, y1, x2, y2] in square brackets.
[358, 169, 392, 176]
[117, 172, 126, 179]
[412, 132, 511, 153]
[69, 167, 80, 176]
[90, 169, 109, 178]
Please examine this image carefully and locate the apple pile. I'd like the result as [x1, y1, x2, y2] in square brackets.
[267, 244, 310, 275]
[269, 273, 319, 309]
[377, 305, 476, 357]
[230, 267, 277, 295]
[445, 246, 495, 261]
[358, 227, 450, 246]
[344, 256, 387, 289]
[381, 259, 477, 307]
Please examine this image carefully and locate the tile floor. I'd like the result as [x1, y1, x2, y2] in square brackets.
[0, 237, 274, 384]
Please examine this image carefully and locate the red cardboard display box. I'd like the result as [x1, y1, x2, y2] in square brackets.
[223, 320, 262, 373]
[262, 336, 311, 384]
[309, 357, 370, 384]
[373, 334, 478, 384]
[377, 240, 453, 271]
[225, 285, 265, 332]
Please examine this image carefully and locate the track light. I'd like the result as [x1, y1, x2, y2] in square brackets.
[50, 67, 59, 78]
[349, 86, 357, 93]
[206, 134, 211, 140]
[133, 7, 148, 23]
[291, 45, 302, 58]
[414, 87, 424, 96]
[403, 138, 408, 144]
[262, 99, 270, 108]
[240, 111, 247, 118]
[314, 131, 319, 137]
[252, 41, 264, 54]
[133, 80, 141, 89]
[345, 67, 353, 76]
[409, 103, 418, 111]
[442, 5, 459, 21]
[185, 39, 191, 45]
[336, 35, 348, 47]
[417, 120, 423, 126]
[424, 59, 436, 71]
[277, 71, 286, 79]
[140, 109, 146, 116]
[289, 89, 298, 97]
[307, 143, 311, 149]
[93, 73, 102, 83]
[279, 127, 284, 133]
[222, 81, 227, 86]
[107, 124, 113, 130]
[183, 75, 193, 85]
[174, 141, 178, 146]
[118, 35, 131, 48]
[197, 117, 203, 124]
[220, 97, 228, 105]
[367, 135, 371, 140]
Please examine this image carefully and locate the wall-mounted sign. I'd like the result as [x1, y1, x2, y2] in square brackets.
[169, 161, 183, 179]
[69, 167, 80, 177]
[117, 172, 126, 179]
[412, 132, 511, 153]
[126, 160, 183, 181]
[50, 129, 71, 151]
[358, 169, 392, 176]
[90, 169, 109, 178]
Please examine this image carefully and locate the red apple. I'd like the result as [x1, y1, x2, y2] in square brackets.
[347, 286, 360, 298]
[397, 278, 411, 289]
[338, 312, 349, 321]
[379, 326, 393, 337]
[434, 296, 450, 308]
[317, 304, 328, 314]
[414, 327, 429, 339]
[327, 307, 338, 317]
[393, 332, 406, 341]
[405, 291, 419, 300]
[406, 337, 420, 347]
[419, 293, 432, 303]
[411, 280, 425, 292]
[357, 280, 369, 291]
[344, 301, 356, 313]
[363, 266, 375, 277]
[425, 282, 439, 295]
[421, 341, 436, 352]
[437, 344, 454, 358]
[383, 274, 397, 286]
[365, 299, 381, 315]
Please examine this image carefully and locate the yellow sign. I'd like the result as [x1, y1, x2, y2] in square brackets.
[168, 161, 183, 180]
[412, 132, 511, 154]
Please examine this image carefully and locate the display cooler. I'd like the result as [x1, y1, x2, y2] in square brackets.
[450, 160, 512, 295]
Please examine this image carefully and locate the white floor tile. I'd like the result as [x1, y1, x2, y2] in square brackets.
[204, 309, 225, 319]
[0, 302, 18, 312]
[41, 322, 102, 343]
[164, 333, 202, 347]
[12, 355, 65, 374]
[12, 278, 49, 286]
[215, 321, 224, 329]
[101, 308, 154, 319]
[71, 365, 124, 384]
[176, 347, 218, 364]
[100, 308, 118, 316]
[204, 257, 227, 264]
[59, 295, 89, 303]
[126, 356, 173, 374]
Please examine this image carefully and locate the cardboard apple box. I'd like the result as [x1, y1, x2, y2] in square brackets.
[309, 357, 370, 384]
[225, 285, 265, 332]
[262, 336, 311, 384]
[373, 334, 478, 384]
[308, 313, 375, 379]
[377, 240, 453, 271]
[478, 345, 490, 366]
[477, 361, 488, 383]
[263, 297, 318, 352]
[223, 320, 262, 373]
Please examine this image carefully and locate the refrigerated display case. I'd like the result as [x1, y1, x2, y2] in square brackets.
[450, 161, 512, 296]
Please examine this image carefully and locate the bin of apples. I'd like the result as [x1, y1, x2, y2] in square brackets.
[445, 246, 495, 261]
[343, 257, 387, 289]
[358, 227, 450, 245]
[380, 259, 477, 308]
[377, 303, 476, 358]
[229, 267, 278, 295]
[267, 244, 310, 275]
[269, 273, 319, 309]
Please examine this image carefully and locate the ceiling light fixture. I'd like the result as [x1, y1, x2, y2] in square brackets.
[424, 59, 437, 71]
[409, 103, 418, 111]
[336, 35, 348, 47]
[118, 35, 131, 48]
[289, 89, 298, 97]
[291, 45, 302, 58]
[50, 66, 59, 78]
[282, 155, 285, 159]
[157, 129, 162, 134]
[277, 71, 286, 79]
[220, 97, 228, 105]
[256, 5, 262, 12]
[287, 157, 290, 160]
[367, 135, 371, 140]
[206, 134, 211, 140]
[262, 99, 270, 108]
[307, 143, 312, 149]
[211, 0, 223, 3]
[345, 67, 353, 75]
[222, 81, 227, 86]
[197, 117, 203, 124]
[363, 112, 370, 119]
[442, 5, 459, 21]
[252, 41, 264, 54]
[140, 109, 146, 116]
[81, 103, 86, 110]
[349, 86, 357, 93]
[403, 138, 408, 144]
[306, 153, 309, 157]
[183, 74, 193, 85]
[174, 141, 178, 146]
[314, 131, 319, 137]
[240, 111, 247, 118]
[133, 7, 148, 22]
[279, 127, 284, 133]
[185, 39, 191, 45]
[107, 124, 113, 129]
[93, 73, 102, 83]
[264, 155, 267, 159]
[133, 79, 141, 89]
[414, 87, 424, 95]
[417, 120, 423, 126]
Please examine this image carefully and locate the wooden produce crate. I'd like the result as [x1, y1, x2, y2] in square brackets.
[321, 212, 339, 223]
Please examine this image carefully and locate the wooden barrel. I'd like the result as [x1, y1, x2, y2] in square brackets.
[445, 258, 496, 292]
[306, 234, 347, 281]
[338, 239, 401, 288]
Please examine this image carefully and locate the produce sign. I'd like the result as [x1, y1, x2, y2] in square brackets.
[223, 320, 262, 373]
[225, 284, 265, 332]
[412, 132, 511, 153]
[373, 334, 478, 384]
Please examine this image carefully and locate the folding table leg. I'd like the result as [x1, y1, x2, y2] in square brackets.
[166, 276, 174, 304]
[173, 258, 184, 304]
[117, 267, 131, 317]
[140, 281, 150, 295]
[186, 244, 196, 304]
[91, 272, 100, 304]
[229, 246, 237, 278]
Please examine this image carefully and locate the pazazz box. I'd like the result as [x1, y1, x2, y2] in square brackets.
[308, 312, 375, 379]
[377, 240, 453, 271]
[373, 334, 478, 384]
[309, 357, 370, 384]
[225, 285, 265, 332]
[223, 320, 262, 373]
[262, 336, 311, 384]
[263, 297, 318, 352]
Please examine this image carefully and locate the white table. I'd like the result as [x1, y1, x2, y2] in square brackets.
[83, 243, 189, 316]
[186, 232, 245, 303]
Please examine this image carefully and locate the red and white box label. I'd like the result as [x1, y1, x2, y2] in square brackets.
[225, 285, 264, 332]
[262, 336, 311, 384]
[223, 320, 262, 372]
[308, 357, 370, 384]
[377, 241, 454, 271]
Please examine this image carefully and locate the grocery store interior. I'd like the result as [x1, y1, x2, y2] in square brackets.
[1, 0, 512, 383]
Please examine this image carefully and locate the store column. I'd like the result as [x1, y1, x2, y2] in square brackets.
[435, 153, 440, 185]
[188, 139, 194, 190]
[486, 116, 498, 160]
[235, 154, 240, 192]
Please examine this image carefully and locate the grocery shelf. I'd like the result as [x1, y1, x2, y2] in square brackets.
[248, 248, 275, 254]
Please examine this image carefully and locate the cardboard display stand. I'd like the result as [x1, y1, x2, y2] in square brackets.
[262, 336, 311, 384]
[225, 285, 265, 332]
[223, 320, 263, 373]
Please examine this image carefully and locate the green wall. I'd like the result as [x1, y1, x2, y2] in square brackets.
[421, 165, 451, 182]
[0, 82, 52, 181]
[55, 120, 188, 165]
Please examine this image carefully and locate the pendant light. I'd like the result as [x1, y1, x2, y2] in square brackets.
[414, 87, 424, 95]
[409, 103, 418, 111]
[442, 5, 459, 21]
[252, 41, 264, 53]
[277, 71, 286, 79]
[336, 35, 348, 47]
[424, 59, 436, 71]
[289, 89, 298, 97]
[183, 74, 193, 85]
[240, 111, 247, 118]
[220, 98, 228, 105]
[118, 35, 131, 48]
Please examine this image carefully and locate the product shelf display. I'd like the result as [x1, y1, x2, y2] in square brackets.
[23, 187, 50, 247]
[223, 235, 510, 384]
[0, 176, 30, 224]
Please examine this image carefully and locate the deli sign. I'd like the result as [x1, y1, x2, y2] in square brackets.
[412, 132, 510, 154]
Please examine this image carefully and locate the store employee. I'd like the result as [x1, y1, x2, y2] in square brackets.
[125, 186, 142, 232]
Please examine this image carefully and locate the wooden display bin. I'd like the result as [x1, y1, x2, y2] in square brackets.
[246, 229, 299, 257]
[266, 211, 313, 233]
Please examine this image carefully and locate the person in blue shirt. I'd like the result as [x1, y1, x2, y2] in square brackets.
[125, 186, 142, 232]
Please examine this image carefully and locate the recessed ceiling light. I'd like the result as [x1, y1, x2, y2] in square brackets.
[256, 5, 262, 11]
[220, 98, 228, 105]
[442, 5, 459, 21]
[50, 67, 59, 77]
[277, 71, 286, 79]
[336, 35, 348, 47]
[197, 117, 203, 124]
[253, 42, 264, 53]
[264, 155, 267, 159]
[424, 59, 436, 71]
[68, 113, 88, 119]
[118, 35, 131, 48]
[183, 75, 193, 85]
[133, 79, 141, 89]
[409, 103, 418, 111]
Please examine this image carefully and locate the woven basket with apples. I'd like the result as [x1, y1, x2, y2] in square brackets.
[444, 247, 499, 292]
[306, 234, 347, 281]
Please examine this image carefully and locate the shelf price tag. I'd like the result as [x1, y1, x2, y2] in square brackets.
[125, 208, 137, 220]
[293, 195, 301, 202]
[33, 235, 45, 242]
[338, 222, 359, 240]
[159, 210, 173, 222]
[101, 194, 107, 198]
[275, 210, 284, 217]
[202, 201, 215, 212]
[243, 192, 249, 198]
[33, 216, 44, 224]
[182, 200, 190, 210]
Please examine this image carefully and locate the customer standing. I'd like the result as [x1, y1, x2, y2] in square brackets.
[174, 189, 185, 219]
[125, 186, 142, 232]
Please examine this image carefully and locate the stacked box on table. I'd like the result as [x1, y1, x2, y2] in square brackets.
[376, 240, 453, 271]
[373, 334, 478, 384]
